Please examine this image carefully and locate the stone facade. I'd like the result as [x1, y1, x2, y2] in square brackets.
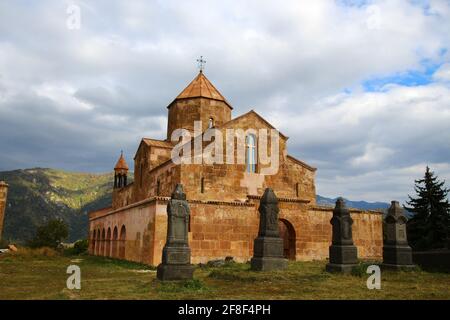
[0, 181, 9, 241]
[88, 71, 383, 266]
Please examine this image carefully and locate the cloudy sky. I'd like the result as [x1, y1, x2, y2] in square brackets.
[1, 0, 449, 203]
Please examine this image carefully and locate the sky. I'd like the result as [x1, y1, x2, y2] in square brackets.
[0, 0, 450, 203]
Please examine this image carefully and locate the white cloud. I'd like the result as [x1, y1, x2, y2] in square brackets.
[434, 63, 450, 82]
[0, 0, 449, 201]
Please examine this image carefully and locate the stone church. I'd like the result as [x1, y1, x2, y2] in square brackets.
[88, 71, 383, 265]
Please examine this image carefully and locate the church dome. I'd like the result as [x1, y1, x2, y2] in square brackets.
[169, 71, 232, 109]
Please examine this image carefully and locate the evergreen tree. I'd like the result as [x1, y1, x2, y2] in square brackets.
[404, 166, 450, 250]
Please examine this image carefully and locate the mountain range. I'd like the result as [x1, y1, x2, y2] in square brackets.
[0, 168, 391, 243]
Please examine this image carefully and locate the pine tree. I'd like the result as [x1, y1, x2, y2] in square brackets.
[404, 166, 450, 250]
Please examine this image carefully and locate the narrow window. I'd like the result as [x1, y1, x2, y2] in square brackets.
[208, 117, 214, 129]
[201, 177, 205, 193]
[246, 134, 257, 173]
[140, 163, 143, 188]
[156, 179, 160, 196]
[296, 183, 300, 197]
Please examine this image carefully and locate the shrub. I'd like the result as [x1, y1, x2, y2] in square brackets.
[28, 219, 69, 249]
[73, 239, 89, 255]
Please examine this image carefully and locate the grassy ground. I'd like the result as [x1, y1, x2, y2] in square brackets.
[0, 248, 449, 300]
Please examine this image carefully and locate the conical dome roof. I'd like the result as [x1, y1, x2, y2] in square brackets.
[170, 71, 232, 109]
[114, 152, 129, 171]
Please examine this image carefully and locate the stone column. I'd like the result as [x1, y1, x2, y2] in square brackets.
[326, 197, 358, 273]
[0, 181, 9, 241]
[382, 201, 415, 270]
[250, 188, 288, 271]
[157, 184, 195, 281]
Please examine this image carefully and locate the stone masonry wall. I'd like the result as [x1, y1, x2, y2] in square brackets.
[178, 111, 316, 203]
[0, 181, 8, 240]
[167, 98, 232, 139]
[89, 199, 165, 266]
[90, 197, 383, 266]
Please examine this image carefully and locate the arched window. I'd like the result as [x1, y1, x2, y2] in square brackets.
[106, 228, 112, 257]
[101, 228, 106, 256]
[156, 179, 161, 196]
[201, 177, 205, 193]
[208, 117, 214, 129]
[112, 226, 118, 258]
[95, 229, 101, 255]
[119, 225, 126, 259]
[246, 134, 257, 173]
[91, 230, 96, 254]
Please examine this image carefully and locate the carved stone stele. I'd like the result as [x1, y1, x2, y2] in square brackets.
[326, 197, 358, 273]
[157, 184, 195, 280]
[250, 188, 288, 271]
[382, 201, 415, 270]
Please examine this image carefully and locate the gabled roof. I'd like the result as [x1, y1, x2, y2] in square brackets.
[287, 154, 317, 172]
[168, 71, 232, 109]
[220, 109, 289, 140]
[134, 138, 174, 160]
[142, 138, 173, 149]
[114, 152, 129, 171]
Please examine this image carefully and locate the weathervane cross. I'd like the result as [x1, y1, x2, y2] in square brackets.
[197, 56, 206, 72]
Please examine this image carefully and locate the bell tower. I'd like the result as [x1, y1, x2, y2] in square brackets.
[114, 151, 129, 189]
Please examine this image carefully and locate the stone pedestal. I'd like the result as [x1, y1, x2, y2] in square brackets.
[250, 188, 288, 271]
[157, 184, 195, 281]
[326, 198, 358, 273]
[382, 201, 415, 270]
[326, 245, 358, 273]
[157, 263, 195, 281]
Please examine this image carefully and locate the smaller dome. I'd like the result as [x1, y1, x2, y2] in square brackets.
[114, 152, 129, 171]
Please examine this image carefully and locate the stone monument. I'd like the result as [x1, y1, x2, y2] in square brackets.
[157, 184, 195, 280]
[382, 201, 415, 270]
[0, 181, 9, 241]
[326, 197, 358, 273]
[251, 188, 288, 271]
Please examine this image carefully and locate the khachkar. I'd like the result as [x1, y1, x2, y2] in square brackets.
[157, 184, 195, 281]
[326, 197, 358, 273]
[251, 188, 288, 271]
[382, 201, 415, 270]
[0, 181, 9, 241]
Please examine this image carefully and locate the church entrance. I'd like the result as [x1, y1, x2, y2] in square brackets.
[278, 219, 296, 260]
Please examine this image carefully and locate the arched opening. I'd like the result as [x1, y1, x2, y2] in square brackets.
[208, 117, 214, 128]
[95, 229, 101, 255]
[106, 228, 112, 257]
[119, 225, 126, 259]
[112, 226, 118, 258]
[101, 228, 106, 256]
[278, 219, 296, 260]
[91, 230, 96, 254]
[246, 134, 257, 173]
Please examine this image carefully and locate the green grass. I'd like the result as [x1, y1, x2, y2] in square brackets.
[0, 250, 449, 300]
